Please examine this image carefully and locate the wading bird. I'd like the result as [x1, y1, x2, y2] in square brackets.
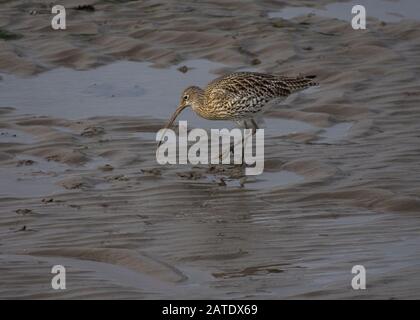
[158, 72, 317, 147]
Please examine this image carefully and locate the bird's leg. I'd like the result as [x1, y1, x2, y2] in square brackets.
[219, 119, 259, 164]
[241, 119, 259, 167]
[225, 119, 258, 167]
[249, 118, 259, 136]
[219, 120, 244, 163]
[228, 119, 259, 163]
[230, 120, 246, 154]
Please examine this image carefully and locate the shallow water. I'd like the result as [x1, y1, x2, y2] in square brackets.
[264, 118, 316, 136]
[0, 59, 321, 135]
[0, 59, 353, 199]
[0, 60, 206, 118]
[268, 0, 420, 23]
[0, 60, 225, 125]
[243, 170, 305, 189]
[0, 155, 68, 198]
[204, 170, 304, 189]
[0, 129, 37, 144]
[1, 0, 420, 300]
[317, 122, 354, 143]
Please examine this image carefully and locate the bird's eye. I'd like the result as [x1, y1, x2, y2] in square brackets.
[183, 95, 188, 100]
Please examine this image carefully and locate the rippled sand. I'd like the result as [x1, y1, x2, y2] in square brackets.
[1, 0, 420, 299]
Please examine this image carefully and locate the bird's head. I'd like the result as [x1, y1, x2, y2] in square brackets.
[178, 86, 203, 113]
[162, 86, 203, 130]
[157, 86, 204, 147]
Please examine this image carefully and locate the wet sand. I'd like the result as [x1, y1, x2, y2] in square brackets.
[1, 0, 420, 299]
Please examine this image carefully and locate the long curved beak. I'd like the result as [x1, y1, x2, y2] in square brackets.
[157, 104, 188, 148]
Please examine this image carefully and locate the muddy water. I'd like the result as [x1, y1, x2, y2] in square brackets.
[268, 0, 420, 23]
[0, 59, 323, 134]
[0, 59, 351, 199]
[0, 60, 224, 120]
[0, 155, 68, 198]
[0, 59, 360, 298]
[1, 0, 420, 300]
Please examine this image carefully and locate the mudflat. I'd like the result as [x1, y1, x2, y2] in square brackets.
[0, 0, 420, 299]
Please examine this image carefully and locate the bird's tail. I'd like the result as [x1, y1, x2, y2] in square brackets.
[279, 74, 318, 92]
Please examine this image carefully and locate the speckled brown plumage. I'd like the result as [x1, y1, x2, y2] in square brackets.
[162, 71, 317, 134]
[196, 72, 317, 120]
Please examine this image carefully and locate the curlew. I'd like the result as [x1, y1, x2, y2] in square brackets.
[158, 71, 317, 147]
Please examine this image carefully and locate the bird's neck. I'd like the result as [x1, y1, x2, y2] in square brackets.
[191, 89, 205, 115]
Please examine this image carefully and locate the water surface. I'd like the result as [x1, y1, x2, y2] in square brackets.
[268, 0, 420, 23]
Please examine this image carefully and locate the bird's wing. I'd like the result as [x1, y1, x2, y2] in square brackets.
[204, 72, 317, 119]
[207, 72, 317, 96]
[277, 75, 318, 92]
[206, 72, 292, 99]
